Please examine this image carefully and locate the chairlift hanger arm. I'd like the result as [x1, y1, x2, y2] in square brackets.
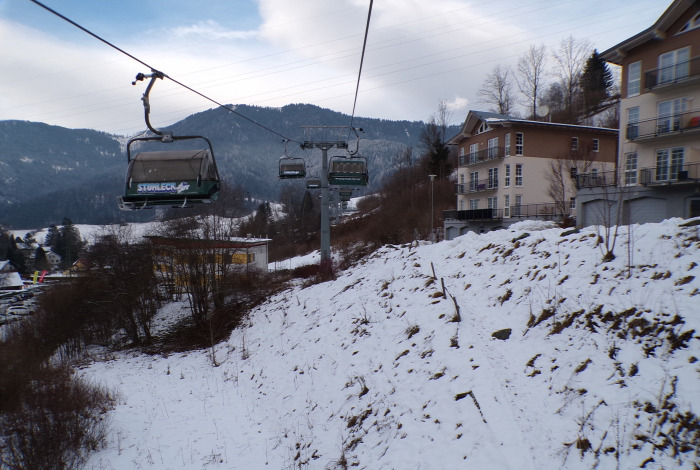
[132, 70, 170, 138]
[349, 126, 363, 156]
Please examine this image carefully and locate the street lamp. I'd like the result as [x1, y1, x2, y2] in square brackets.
[429, 174, 436, 242]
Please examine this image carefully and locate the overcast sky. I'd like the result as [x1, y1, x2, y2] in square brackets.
[0, 0, 668, 136]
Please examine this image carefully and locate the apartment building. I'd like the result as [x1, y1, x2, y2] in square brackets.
[444, 110, 617, 240]
[577, 0, 700, 226]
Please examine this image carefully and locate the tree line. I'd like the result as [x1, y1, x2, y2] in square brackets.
[477, 36, 616, 126]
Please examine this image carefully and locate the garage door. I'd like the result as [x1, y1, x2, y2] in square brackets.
[580, 199, 611, 228]
[624, 197, 666, 224]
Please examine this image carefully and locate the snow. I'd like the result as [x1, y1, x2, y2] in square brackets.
[79, 219, 699, 469]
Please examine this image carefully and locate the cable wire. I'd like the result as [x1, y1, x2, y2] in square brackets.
[349, 0, 373, 133]
[27, 0, 299, 143]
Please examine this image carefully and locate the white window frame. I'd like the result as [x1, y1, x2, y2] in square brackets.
[487, 137, 499, 159]
[659, 47, 690, 84]
[504, 194, 510, 218]
[470, 171, 479, 192]
[469, 143, 479, 164]
[488, 167, 498, 189]
[571, 137, 579, 151]
[592, 139, 599, 152]
[515, 133, 524, 155]
[627, 106, 640, 139]
[504, 164, 511, 187]
[515, 164, 523, 187]
[469, 199, 479, 210]
[624, 153, 637, 185]
[628, 61, 641, 97]
[504, 133, 511, 156]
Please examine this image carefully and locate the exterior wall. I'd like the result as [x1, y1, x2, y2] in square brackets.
[585, 1, 700, 228]
[448, 116, 617, 238]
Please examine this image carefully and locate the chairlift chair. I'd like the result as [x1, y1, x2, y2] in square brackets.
[119, 144, 221, 210]
[279, 156, 306, 179]
[118, 71, 221, 210]
[305, 177, 322, 189]
[328, 156, 369, 187]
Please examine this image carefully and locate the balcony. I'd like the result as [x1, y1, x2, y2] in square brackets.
[458, 147, 505, 166]
[444, 203, 571, 222]
[626, 110, 700, 142]
[574, 170, 618, 189]
[645, 56, 700, 93]
[640, 162, 700, 186]
[444, 208, 502, 221]
[455, 178, 498, 194]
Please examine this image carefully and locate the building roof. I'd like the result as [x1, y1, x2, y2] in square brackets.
[601, 0, 698, 64]
[448, 110, 618, 144]
[144, 235, 271, 249]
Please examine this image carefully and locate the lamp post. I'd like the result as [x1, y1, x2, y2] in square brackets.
[429, 174, 436, 242]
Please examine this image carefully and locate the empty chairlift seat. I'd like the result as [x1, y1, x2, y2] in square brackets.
[120, 149, 221, 210]
[279, 157, 306, 179]
[328, 156, 369, 186]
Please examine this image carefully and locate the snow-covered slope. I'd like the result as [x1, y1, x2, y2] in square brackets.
[83, 219, 699, 469]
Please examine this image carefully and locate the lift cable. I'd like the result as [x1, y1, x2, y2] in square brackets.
[348, 0, 373, 135]
[27, 0, 299, 143]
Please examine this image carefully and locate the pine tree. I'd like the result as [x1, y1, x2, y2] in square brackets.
[581, 50, 614, 117]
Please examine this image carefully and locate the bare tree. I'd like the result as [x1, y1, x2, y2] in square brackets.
[546, 145, 596, 220]
[551, 36, 593, 123]
[478, 65, 515, 115]
[420, 101, 452, 181]
[516, 44, 549, 119]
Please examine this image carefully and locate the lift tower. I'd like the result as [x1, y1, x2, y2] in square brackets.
[300, 126, 349, 274]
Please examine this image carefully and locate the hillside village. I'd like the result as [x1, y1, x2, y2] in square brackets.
[1, 0, 700, 468]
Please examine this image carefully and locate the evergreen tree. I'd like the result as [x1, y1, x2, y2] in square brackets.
[581, 50, 614, 116]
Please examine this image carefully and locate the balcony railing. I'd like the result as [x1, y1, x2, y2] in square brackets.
[640, 162, 700, 185]
[626, 110, 700, 141]
[455, 178, 498, 194]
[444, 203, 572, 222]
[645, 56, 700, 91]
[574, 170, 618, 189]
[459, 147, 505, 166]
[443, 209, 502, 221]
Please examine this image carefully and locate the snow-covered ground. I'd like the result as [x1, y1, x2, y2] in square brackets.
[81, 219, 699, 469]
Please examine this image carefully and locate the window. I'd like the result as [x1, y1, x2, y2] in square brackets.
[469, 199, 479, 210]
[515, 133, 524, 155]
[624, 153, 637, 185]
[659, 47, 690, 84]
[488, 167, 498, 189]
[460, 199, 465, 210]
[515, 164, 523, 186]
[571, 137, 579, 151]
[657, 98, 688, 133]
[628, 61, 641, 96]
[592, 139, 599, 152]
[504, 194, 510, 218]
[504, 133, 511, 156]
[627, 107, 640, 139]
[504, 164, 511, 187]
[470, 143, 479, 163]
[460, 173, 465, 184]
[470, 171, 479, 192]
[671, 147, 684, 180]
[487, 137, 499, 159]
[656, 149, 669, 181]
[487, 196, 498, 216]
[569, 197, 576, 211]
[513, 195, 522, 216]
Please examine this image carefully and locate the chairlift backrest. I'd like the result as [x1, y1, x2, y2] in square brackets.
[279, 156, 306, 179]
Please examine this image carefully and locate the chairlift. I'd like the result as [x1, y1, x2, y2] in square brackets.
[338, 189, 353, 202]
[328, 156, 369, 187]
[279, 156, 306, 179]
[305, 177, 322, 189]
[118, 71, 221, 210]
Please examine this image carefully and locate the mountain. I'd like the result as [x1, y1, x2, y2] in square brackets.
[0, 105, 454, 229]
[80, 218, 699, 468]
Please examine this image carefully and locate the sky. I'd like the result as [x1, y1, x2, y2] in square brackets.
[0, 0, 670, 137]
[25, 217, 692, 469]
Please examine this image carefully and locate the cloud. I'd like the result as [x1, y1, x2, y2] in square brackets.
[169, 20, 259, 41]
